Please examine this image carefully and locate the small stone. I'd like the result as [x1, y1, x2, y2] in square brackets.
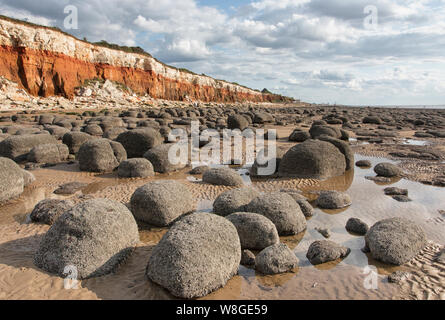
[392, 195, 412, 202]
[53, 182, 88, 195]
[315, 227, 331, 238]
[315, 191, 352, 209]
[241, 250, 256, 267]
[255, 243, 298, 275]
[388, 271, 411, 284]
[384, 187, 408, 196]
[306, 240, 350, 265]
[356, 160, 372, 167]
[345, 218, 369, 235]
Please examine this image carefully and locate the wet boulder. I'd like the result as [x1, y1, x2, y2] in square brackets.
[130, 180, 195, 227]
[116, 128, 163, 158]
[315, 191, 352, 209]
[30, 199, 74, 225]
[278, 139, 346, 179]
[374, 163, 403, 177]
[356, 160, 372, 167]
[226, 212, 279, 250]
[289, 129, 310, 142]
[118, 158, 155, 178]
[306, 240, 350, 265]
[27, 144, 69, 164]
[241, 249, 256, 267]
[202, 167, 244, 186]
[345, 218, 369, 235]
[253, 112, 274, 124]
[62, 132, 95, 155]
[309, 125, 342, 139]
[0, 134, 58, 162]
[255, 243, 298, 275]
[317, 136, 354, 170]
[103, 127, 127, 140]
[143, 144, 187, 173]
[245, 192, 307, 236]
[365, 217, 427, 265]
[213, 187, 259, 216]
[77, 138, 127, 172]
[53, 182, 88, 195]
[84, 124, 103, 137]
[363, 116, 382, 124]
[227, 114, 249, 130]
[0, 157, 25, 202]
[146, 212, 241, 299]
[34, 198, 139, 279]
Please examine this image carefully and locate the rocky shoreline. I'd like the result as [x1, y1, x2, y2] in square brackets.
[0, 98, 444, 300]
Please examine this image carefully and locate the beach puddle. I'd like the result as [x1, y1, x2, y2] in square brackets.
[0, 154, 443, 300]
[403, 139, 429, 146]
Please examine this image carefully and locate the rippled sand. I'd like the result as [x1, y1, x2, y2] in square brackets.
[0, 150, 444, 300]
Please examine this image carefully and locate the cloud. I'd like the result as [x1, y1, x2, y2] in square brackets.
[0, 0, 445, 105]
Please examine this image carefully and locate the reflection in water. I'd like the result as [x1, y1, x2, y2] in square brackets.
[403, 139, 428, 146]
[1, 153, 444, 300]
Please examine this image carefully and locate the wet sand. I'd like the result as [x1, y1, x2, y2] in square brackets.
[1, 113, 444, 300]
[0, 150, 444, 300]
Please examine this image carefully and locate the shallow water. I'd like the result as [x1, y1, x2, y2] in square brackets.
[403, 139, 429, 146]
[0, 154, 443, 300]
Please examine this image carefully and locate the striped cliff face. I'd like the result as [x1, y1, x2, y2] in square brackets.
[0, 17, 285, 103]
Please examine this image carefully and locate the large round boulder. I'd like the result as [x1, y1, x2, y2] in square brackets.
[62, 132, 95, 154]
[317, 136, 354, 170]
[278, 139, 346, 179]
[255, 243, 299, 275]
[289, 129, 310, 142]
[34, 199, 139, 279]
[227, 114, 249, 130]
[309, 125, 342, 139]
[253, 112, 274, 124]
[202, 167, 244, 186]
[0, 157, 25, 202]
[365, 217, 427, 265]
[213, 187, 259, 216]
[118, 158, 155, 178]
[27, 144, 69, 164]
[30, 199, 74, 225]
[130, 180, 195, 227]
[226, 212, 279, 250]
[143, 144, 187, 173]
[0, 134, 58, 162]
[77, 139, 127, 172]
[146, 212, 241, 299]
[245, 192, 307, 236]
[116, 128, 163, 158]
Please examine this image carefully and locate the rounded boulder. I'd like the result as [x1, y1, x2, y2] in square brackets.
[130, 180, 195, 227]
[34, 199, 139, 279]
[146, 212, 241, 298]
[226, 212, 279, 250]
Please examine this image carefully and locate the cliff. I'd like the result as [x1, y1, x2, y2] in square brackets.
[0, 16, 290, 103]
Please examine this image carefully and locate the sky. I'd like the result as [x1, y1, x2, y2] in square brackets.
[1, 0, 445, 106]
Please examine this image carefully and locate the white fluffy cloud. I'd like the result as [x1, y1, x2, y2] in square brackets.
[1, 0, 445, 105]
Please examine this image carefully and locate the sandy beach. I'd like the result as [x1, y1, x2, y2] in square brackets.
[0, 107, 444, 300]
